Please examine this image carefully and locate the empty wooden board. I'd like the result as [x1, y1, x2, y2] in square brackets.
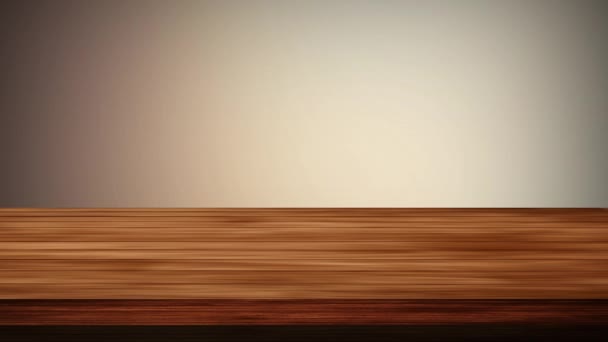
[0, 208, 606, 299]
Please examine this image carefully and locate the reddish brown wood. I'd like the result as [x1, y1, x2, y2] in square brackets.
[0, 299, 606, 325]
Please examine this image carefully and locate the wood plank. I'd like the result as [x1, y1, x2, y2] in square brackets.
[0, 284, 605, 299]
[0, 209, 606, 299]
[0, 300, 606, 325]
[1, 226, 606, 242]
[1, 259, 604, 272]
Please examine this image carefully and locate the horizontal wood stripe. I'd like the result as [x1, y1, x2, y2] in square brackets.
[0, 209, 606, 299]
[1, 300, 606, 325]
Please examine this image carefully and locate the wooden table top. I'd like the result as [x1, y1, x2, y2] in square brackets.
[0, 208, 606, 324]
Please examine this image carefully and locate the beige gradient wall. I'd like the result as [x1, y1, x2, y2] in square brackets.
[3, 0, 607, 206]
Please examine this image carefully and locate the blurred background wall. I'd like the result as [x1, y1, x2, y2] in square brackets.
[2, 0, 607, 207]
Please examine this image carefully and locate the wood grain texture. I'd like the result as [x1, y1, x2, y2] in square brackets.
[1, 300, 607, 325]
[0, 209, 606, 299]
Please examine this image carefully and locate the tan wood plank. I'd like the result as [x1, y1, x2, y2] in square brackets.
[0, 209, 606, 298]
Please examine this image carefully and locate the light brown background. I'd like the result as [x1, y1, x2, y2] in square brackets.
[3, 0, 607, 207]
